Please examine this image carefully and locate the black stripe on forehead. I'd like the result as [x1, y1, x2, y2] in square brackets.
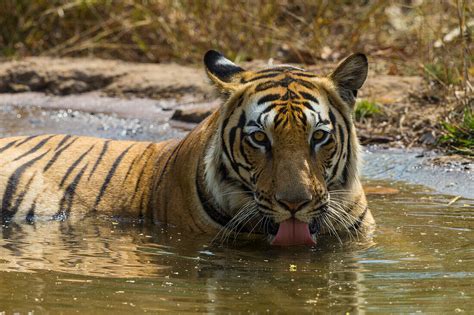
[257, 94, 281, 105]
[292, 72, 317, 78]
[294, 107, 308, 125]
[255, 81, 278, 92]
[299, 91, 319, 104]
[318, 119, 331, 126]
[255, 66, 304, 74]
[254, 76, 317, 92]
[281, 89, 298, 100]
[272, 106, 309, 129]
[243, 67, 315, 84]
[300, 101, 315, 111]
[296, 79, 317, 90]
[242, 72, 281, 83]
[255, 97, 320, 128]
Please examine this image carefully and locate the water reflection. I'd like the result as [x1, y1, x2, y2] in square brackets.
[0, 180, 473, 313]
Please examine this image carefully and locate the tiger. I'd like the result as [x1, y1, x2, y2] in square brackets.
[0, 50, 374, 246]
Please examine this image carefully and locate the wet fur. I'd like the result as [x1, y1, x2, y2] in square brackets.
[0, 51, 374, 242]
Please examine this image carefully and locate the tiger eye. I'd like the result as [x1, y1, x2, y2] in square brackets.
[313, 130, 326, 141]
[251, 131, 268, 144]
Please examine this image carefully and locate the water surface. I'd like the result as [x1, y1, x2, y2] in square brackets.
[1, 180, 472, 313]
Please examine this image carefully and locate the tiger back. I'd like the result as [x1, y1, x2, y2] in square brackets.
[0, 135, 171, 222]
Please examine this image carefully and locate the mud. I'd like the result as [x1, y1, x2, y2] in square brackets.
[0, 57, 213, 100]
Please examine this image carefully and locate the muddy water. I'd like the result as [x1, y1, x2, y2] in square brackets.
[0, 98, 473, 312]
[0, 181, 472, 313]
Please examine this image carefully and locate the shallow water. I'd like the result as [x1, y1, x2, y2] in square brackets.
[0, 96, 473, 312]
[0, 180, 472, 313]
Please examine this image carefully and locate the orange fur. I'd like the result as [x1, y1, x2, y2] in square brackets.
[0, 51, 374, 243]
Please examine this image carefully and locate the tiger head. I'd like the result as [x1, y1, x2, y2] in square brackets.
[202, 50, 368, 246]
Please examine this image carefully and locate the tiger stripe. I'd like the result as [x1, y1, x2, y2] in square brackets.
[14, 135, 40, 147]
[55, 163, 89, 220]
[59, 144, 95, 188]
[54, 135, 72, 151]
[93, 144, 134, 210]
[2, 149, 51, 222]
[13, 135, 56, 162]
[43, 137, 79, 172]
[0, 140, 18, 154]
[87, 140, 110, 181]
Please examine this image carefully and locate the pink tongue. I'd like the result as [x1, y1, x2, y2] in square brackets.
[271, 219, 316, 246]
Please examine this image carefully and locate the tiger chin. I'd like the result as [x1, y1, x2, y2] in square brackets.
[0, 50, 374, 247]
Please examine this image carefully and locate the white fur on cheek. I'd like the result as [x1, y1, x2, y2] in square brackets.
[203, 131, 254, 217]
[204, 133, 225, 206]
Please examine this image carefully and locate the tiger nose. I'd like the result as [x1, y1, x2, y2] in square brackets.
[275, 194, 313, 213]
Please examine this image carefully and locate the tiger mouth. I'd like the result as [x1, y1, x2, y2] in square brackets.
[267, 219, 319, 235]
[266, 218, 319, 246]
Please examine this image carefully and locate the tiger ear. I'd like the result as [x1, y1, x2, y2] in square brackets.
[329, 53, 368, 107]
[204, 50, 245, 93]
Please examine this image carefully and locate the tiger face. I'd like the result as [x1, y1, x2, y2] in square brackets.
[203, 50, 368, 246]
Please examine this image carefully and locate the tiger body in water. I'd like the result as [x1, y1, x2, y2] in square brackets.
[0, 50, 374, 246]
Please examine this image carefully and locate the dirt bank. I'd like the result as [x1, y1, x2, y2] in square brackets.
[0, 57, 212, 100]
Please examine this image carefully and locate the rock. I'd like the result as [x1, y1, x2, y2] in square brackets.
[171, 102, 219, 123]
[358, 131, 394, 144]
[54, 80, 89, 95]
[8, 83, 30, 92]
[10, 69, 46, 90]
[419, 131, 436, 145]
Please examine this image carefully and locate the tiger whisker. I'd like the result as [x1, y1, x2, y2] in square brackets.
[327, 205, 357, 241]
[233, 214, 264, 244]
[232, 206, 260, 242]
[212, 199, 255, 244]
[216, 190, 254, 198]
[322, 214, 343, 244]
[222, 205, 260, 244]
[328, 199, 366, 240]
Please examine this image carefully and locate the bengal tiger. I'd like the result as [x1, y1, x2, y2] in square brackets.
[0, 50, 374, 246]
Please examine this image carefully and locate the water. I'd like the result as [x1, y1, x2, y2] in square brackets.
[0, 97, 472, 312]
[0, 180, 472, 313]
